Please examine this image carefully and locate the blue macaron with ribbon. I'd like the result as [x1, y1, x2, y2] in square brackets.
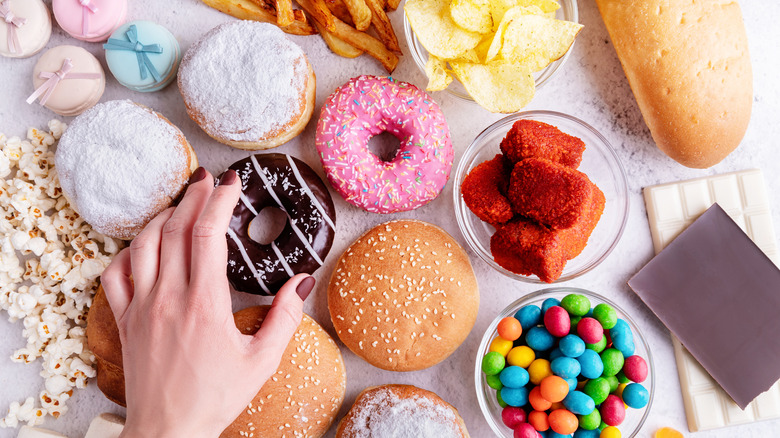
[103, 20, 180, 92]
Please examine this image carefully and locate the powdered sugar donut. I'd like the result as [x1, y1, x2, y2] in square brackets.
[55, 100, 199, 240]
[178, 21, 316, 150]
[315, 76, 453, 214]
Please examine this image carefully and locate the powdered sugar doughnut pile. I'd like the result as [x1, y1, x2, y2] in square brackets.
[315, 76, 453, 214]
[55, 100, 193, 240]
[178, 21, 311, 146]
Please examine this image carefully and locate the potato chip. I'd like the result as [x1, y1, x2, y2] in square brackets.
[489, 0, 555, 29]
[450, 0, 493, 34]
[485, 5, 542, 62]
[450, 61, 535, 113]
[457, 48, 482, 63]
[405, 0, 483, 59]
[500, 14, 582, 71]
[425, 56, 454, 91]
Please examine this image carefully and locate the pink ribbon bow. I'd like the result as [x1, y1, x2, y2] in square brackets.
[26, 58, 102, 106]
[0, 1, 27, 54]
[78, 0, 98, 38]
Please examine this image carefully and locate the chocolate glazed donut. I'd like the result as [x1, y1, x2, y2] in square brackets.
[218, 154, 336, 295]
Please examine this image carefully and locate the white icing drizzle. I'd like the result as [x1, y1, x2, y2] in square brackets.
[227, 228, 271, 294]
[271, 241, 294, 277]
[286, 154, 336, 230]
[249, 155, 324, 266]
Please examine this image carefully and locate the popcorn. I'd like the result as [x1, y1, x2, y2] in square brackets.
[0, 122, 122, 428]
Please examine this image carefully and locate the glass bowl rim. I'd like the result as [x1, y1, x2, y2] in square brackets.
[473, 286, 656, 437]
[402, 0, 580, 104]
[452, 110, 630, 284]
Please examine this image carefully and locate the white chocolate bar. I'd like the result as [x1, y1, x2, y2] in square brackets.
[643, 169, 780, 431]
[84, 413, 125, 438]
[17, 426, 68, 438]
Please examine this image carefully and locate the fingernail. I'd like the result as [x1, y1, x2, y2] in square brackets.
[189, 167, 207, 184]
[296, 276, 316, 301]
[219, 169, 238, 186]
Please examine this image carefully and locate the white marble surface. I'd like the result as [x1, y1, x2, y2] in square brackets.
[1, 0, 779, 437]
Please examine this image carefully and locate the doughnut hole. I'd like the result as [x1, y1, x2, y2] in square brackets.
[368, 131, 401, 162]
[248, 207, 288, 245]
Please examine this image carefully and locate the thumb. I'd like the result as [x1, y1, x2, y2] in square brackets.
[100, 248, 134, 325]
[250, 274, 315, 356]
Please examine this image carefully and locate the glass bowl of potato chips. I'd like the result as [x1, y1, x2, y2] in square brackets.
[404, 0, 579, 113]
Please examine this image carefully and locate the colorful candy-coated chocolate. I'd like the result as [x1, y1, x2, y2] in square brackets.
[550, 348, 565, 362]
[542, 298, 561, 314]
[611, 333, 635, 357]
[609, 319, 631, 340]
[548, 409, 578, 435]
[578, 408, 601, 430]
[565, 377, 577, 392]
[501, 366, 531, 389]
[586, 335, 607, 353]
[502, 386, 530, 407]
[570, 316, 582, 333]
[540, 376, 570, 403]
[592, 303, 617, 329]
[654, 427, 684, 438]
[545, 306, 572, 337]
[502, 406, 527, 428]
[621, 383, 649, 409]
[527, 326, 556, 351]
[548, 431, 573, 438]
[28, 45, 105, 116]
[52, 0, 127, 42]
[559, 334, 586, 358]
[614, 383, 627, 399]
[516, 304, 543, 330]
[530, 386, 553, 411]
[491, 336, 514, 357]
[600, 349, 625, 377]
[482, 351, 506, 375]
[622, 355, 648, 383]
[574, 429, 601, 438]
[0, 0, 51, 58]
[528, 410, 550, 431]
[577, 349, 604, 379]
[508, 346, 536, 368]
[599, 395, 626, 426]
[562, 390, 595, 416]
[551, 357, 581, 380]
[499, 316, 524, 341]
[561, 294, 590, 316]
[604, 376, 619, 392]
[515, 423, 541, 438]
[583, 378, 610, 405]
[529, 359, 553, 385]
[600, 426, 621, 438]
[497, 388, 508, 408]
[487, 374, 504, 390]
[104, 20, 181, 92]
[577, 318, 603, 344]
[616, 371, 630, 384]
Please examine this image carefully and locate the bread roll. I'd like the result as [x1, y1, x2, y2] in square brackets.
[596, 0, 752, 168]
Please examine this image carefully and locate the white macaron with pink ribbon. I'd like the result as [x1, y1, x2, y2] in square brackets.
[27, 45, 105, 116]
[0, 0, 51, 58]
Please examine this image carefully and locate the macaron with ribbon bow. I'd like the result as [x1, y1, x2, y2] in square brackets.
[104, 20, 181, 93]
[27, 45, 105, 116]
[52, 0, 127, 42]
[0, 0, 51, 58]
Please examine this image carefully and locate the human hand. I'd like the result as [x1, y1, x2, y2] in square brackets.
[100, 168, 316, 438]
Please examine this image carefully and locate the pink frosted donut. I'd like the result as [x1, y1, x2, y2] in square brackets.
[315, 75, 453, 214]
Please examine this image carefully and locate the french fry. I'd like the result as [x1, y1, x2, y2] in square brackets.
[364, 0, 400, 53]
[386, 0, 400, 11]
[325, 0, 354, 25]
[304, 0, 337, 32]
[313, 20, 363, 58]
[275, 0, 295, 26]
[298, 0, 399, 72]
[342, 0, 372, 30]
[203, 0, 317, 35]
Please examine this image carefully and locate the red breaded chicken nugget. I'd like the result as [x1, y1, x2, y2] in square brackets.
[508, 158, 599, 230]
[563, 186, 605, 259]
[490, 218, 568, 283]
[500, 120, 585, 168]
[461, 154, 514, 225]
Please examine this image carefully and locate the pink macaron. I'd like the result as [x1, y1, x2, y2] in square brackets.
[52, 0, 127, 42]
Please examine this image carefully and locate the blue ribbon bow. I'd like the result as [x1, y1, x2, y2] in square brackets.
[103, 24, 164, 82]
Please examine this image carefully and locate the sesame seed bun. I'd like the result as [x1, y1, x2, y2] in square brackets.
[327, 220, 479, 372]
[336, 384, 470, 438]
[86, 287, 346, 438]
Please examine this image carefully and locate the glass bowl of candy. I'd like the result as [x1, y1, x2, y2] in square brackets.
[453, 111, 629, 284]
[475, 288, 654, 437]
[403, 0, 578, 103]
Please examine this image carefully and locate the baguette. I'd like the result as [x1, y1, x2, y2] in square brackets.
[596, 0, 752, 168]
